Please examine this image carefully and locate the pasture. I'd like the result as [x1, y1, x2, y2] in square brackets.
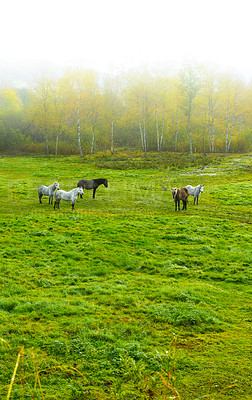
[0, 152, 251, 399]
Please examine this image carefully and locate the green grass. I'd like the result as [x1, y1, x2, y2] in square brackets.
[0, 152, 251, 399]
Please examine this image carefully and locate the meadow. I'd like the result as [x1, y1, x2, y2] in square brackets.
[0, 152, 251, 399]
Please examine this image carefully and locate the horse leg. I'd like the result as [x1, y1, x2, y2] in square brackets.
[178, 199, 180, 211]
[39, 194, 42, 203]
[49, 195, 52, 205]
[72, 202, 75, 211]
[194, 196, 196, 205]
[92, 188, 97, 199]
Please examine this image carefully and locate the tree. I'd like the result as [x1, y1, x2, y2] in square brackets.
[81, 71, 102, 154]
[219, 76, 247, 153]
[124, 72, 155, 152]
[57, 70, 85, 156]
[103, 76, 122, 154]
[168, 78, 184, 152]
[28, 77, 55, 154]
[204, 70, 219, 153]
[0, 89, 24, 152]
[51, 81, 68, 155]
[154, 76, 169, 151]
[179, 66, 200, 160]
[0, 89, 22, 112]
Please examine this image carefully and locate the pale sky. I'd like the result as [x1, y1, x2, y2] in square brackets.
[1, 0, 251, 83]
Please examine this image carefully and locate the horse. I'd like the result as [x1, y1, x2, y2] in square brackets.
[171, 187, 189, 211]
[77, 178, 108, 199]
[185, 184, 204, 205]
[38, 182, 59, 204]
[54, 187, 84, 211]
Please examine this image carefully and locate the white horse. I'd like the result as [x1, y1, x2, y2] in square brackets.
[185, 184, 204, 205]
[38, 182, 60, 204]
[54, 187, 84, 211]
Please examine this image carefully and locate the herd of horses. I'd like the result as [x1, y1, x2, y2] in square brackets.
[38, 178, 203, 211]
[171, 184, 204, 211]
[38, 179, 108, 211]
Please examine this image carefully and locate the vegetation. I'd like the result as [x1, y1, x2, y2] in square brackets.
[0, 152, 251, 399]
[0, 65, 252, 156]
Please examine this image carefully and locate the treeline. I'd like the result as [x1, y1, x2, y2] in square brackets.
[0, 65, 252, 156]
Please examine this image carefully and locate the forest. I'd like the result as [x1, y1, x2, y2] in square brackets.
[0, 64, 252, 156]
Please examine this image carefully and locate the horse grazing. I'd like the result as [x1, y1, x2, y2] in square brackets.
[171, 187, 189, 211]
[77, 178, 108, 199]
[54, 187, 84, 211]
[185, 184, 204, 205]
[38, 182, 59, 204]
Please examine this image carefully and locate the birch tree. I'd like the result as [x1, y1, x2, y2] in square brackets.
[59, 70, 85, 156]
[154, 76, 168, 151]
[51, 81, 68, 155]
[206, 71, 219, 153]
[169, 80, 184, 152]
[81, 71, 101, 154]
[179, 66, 200, 160]
[103, 76, 122, 154]
[221, 78, 246, 153]
[134, 74, 154, 152]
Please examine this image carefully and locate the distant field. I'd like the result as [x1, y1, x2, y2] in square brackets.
[0, 153, 251, 399]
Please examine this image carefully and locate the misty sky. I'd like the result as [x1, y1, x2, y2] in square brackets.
[1, 0, 251, 85]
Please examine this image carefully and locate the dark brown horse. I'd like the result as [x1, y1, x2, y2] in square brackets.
[171, 187, 189, 211]
[77, 178, 108, 199]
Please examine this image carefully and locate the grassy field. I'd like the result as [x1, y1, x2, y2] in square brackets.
[0, 152, 251, 399]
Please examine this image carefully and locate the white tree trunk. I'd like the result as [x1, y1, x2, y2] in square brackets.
[77, 93, 83, 157]
[91, 124, 95, 154]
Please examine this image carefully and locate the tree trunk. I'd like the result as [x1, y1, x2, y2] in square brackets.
[160, 108, 165, 151]
[137, 99, 144, 151]
[208, 99, 212, 152]
[225, 109, 230, 153]
[77, 116, 83, 156]
[211, 116, 215, 153]
[55, 132, 59, 155]
[111, 119, 114, 155]
[188, 114, 193, 160]
[226, 95, 237, 153]
[45, 127, 49, 155]
[155, 103, 160, 151]
[77, 93, 83, 157]
[203, 109, 207, 155]
[142, 104, 147, 152]
[175, 104, 179, 152]
[91, 124, 95, 154]
[187, 99, 193, 160]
